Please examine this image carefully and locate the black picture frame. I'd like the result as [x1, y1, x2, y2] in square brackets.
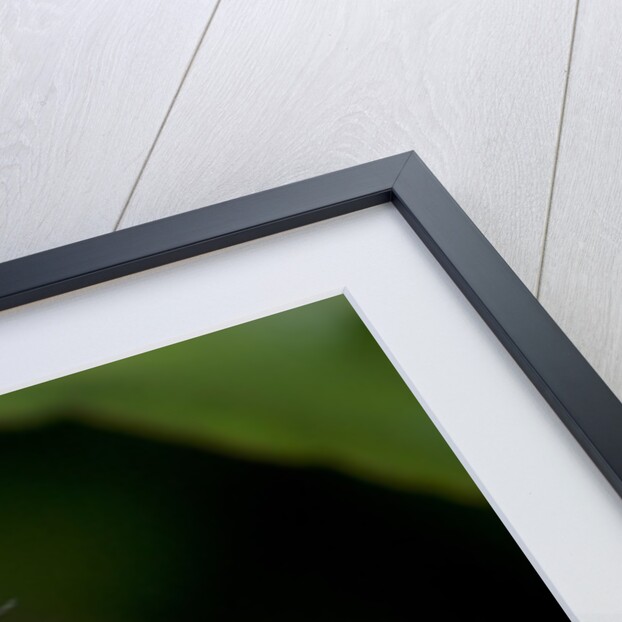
[1, 150, 621, 499]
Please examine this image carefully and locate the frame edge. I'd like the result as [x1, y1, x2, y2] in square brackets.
[393, 151, 622, 499]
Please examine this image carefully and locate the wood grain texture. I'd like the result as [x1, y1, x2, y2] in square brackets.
[120, 0, 576, 291]
[0, 0, 218, 261]
[539, 1, 622, 400]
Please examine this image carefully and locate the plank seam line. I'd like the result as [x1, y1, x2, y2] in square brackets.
[535, 0, 580, 298]
[113, 0, 224, 232]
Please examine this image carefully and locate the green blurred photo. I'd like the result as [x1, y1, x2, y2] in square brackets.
[0, 296, 565, 621]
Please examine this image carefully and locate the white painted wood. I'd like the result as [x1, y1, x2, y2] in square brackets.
[119, 0, 576, 291]
[539, 1, 622, 401]
[1, 206, 621, 620]
[0, 0, 218, 262]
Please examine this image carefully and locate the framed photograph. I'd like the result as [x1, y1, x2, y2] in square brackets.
[1, 152, 620, 620]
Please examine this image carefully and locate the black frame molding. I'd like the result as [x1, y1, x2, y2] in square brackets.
[2, 151, 621, 499]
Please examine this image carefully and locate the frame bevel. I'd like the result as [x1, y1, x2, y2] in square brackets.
[1, 151, 621, 500]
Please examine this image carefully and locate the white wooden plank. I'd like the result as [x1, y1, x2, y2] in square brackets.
[119, 0, 576, 291]
[539, 1, 622, 400]
[0, 0, 218, 261]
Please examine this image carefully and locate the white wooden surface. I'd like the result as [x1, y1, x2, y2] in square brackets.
[118, 0, 576, 291]
[0, 0, 218, 262]
[539, 1, 622, 400]
[2, 206, 621, 621]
